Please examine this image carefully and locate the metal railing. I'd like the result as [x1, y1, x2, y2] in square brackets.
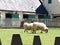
[0, 18, 60, 28]
[0, 18, 21, 28]
[23, 18, 60, 27]
[39, 19, 60, 27]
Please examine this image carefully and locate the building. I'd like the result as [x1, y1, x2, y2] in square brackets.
[0, 0, 41, 27]
[43, 0, 60, 18]
[0, 0, 60, 28]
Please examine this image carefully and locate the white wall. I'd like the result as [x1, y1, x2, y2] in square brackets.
[1, 11, 5, 19]
[18, 12, 23, 27]
[0, 11, 24, 27]
[0, 11, 5, 26]
[18, 12, 23, 21]
[43, 0, 60, 14]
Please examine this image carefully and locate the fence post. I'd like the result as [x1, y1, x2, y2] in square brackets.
[54, 37, 60, 45]
[11, 34, 23, 45]
[0, 39, 2, 45]
[33, 36, 42, 45]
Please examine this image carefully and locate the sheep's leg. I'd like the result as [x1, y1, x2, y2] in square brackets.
[45, 29, 48, 33]
[31, 30, 33, 33]
[31, 30, 34, 33]
[40, 31, 43, 33]
[31, 27, 36, 34]
[24, 29, 28, 32]
[24, 30, 25, 32]
[24, 29, 26, 32]
[32, 31, 36, 34]
[33, 28, 36, 34]
[32, 31, 34, 33]
[24, 30, 28, 32]
[32, 30, 36, 34]
[40, 30, 43, 33]
[34, 30, 36, 34]
[40, 27, 44, 33]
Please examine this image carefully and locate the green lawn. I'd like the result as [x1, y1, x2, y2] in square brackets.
[0, 28, 60, 45]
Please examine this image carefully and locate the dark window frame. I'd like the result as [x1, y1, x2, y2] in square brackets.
[23, 14, 35, 19]
[48, 0, 52, 4]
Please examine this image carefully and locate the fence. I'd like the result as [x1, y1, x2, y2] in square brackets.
[39, 19, 60, 27]
[21, 18, 60, 27]
[0, 18, 60, 28]
[0, 18, 21, 28]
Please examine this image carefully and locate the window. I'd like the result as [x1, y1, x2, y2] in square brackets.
[23, 14, 35, 19]
[48, 0, 52, 4]
[38, 15, 50, 19]
[6, 13, 19, 18]
[38, 15, 44, 19]
[12, 14, 19, 18]
[28, 15, 35, 19]
[6, 13, 12, 18]
[53, 16, 60, 18]
[23, 14, 28, 18]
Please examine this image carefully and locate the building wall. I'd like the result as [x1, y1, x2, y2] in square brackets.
[0, 11, 60, 27]
[0, 11, 23, 27]
[18, 12, 23, 21]
[0, 11, 37, 27]
[0, 11, 5, 26]
[43, 0, 60, 16]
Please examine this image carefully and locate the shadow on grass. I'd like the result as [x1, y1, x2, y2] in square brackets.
[25, 31, 48, 34]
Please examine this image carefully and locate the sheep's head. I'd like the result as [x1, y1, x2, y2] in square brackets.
[45, 29, 48, 33]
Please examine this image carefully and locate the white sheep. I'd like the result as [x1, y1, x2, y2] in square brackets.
[23, 22, 48, 33]
[33, 22, 48, 33]
[23, 22, 33, 32]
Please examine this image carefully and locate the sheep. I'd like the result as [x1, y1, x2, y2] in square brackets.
[23, 22, 48, 33]
[23, 22, 34, 33]
[33, 22, 48, 33]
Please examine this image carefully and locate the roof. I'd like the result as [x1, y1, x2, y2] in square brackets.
[35, 0, 48, 14]
[0, 0, 41, 12]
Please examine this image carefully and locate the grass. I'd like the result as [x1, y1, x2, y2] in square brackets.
[0, 28, 60, 45]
